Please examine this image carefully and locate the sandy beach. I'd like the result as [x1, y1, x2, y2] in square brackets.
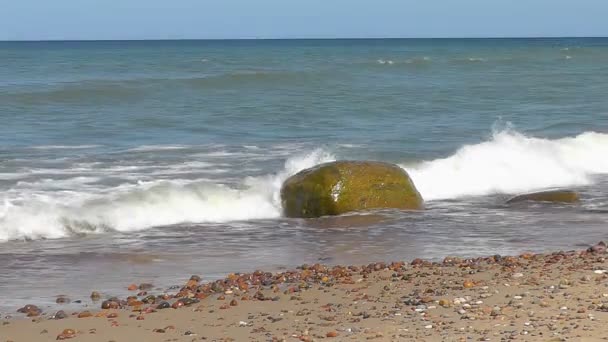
[3, 242, 608, 341]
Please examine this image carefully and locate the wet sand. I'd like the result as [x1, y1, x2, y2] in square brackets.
[3, 242, 608, 341]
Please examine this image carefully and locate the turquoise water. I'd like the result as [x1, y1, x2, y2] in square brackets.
[1, 38, 608, 310]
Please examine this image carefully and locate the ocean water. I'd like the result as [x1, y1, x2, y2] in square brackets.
[1, 38, 608, 311]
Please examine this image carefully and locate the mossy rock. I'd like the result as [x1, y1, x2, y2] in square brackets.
[506, 189, 580, 204]
[281, 161, 424, 218]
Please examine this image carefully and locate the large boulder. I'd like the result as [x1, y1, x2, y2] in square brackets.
[506, 189, 580, 204]
[280, 161, 423, 218]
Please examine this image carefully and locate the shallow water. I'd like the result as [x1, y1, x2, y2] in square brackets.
[1, 38, 608, 312]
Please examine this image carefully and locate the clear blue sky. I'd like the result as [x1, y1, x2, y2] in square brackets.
[1, 0, 607, 41]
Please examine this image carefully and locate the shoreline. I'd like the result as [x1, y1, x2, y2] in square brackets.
[3, 242, 608, 341]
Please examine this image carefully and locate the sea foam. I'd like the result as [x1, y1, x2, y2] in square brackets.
[404, 129, 608, 200]
[0, 149, 335, 241]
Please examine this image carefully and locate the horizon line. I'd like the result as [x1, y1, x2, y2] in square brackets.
[1, 36, 608, 43]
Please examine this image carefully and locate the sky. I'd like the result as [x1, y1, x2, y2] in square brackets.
[1, 0, 607, 41]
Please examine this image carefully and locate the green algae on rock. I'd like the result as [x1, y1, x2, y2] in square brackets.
[506, 189, 580, 204]
[280, 161, 423, 218]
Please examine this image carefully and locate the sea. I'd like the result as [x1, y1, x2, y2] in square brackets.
[1, 38, 608, 312]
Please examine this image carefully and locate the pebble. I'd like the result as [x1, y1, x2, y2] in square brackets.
[56, 328, 76, 340]
[90, 291, 101, 301]
[56, 296, 70, 304]
[53, 310, 68, 320]
[77, 311, 92, 318]
[156, 302, 171, 310]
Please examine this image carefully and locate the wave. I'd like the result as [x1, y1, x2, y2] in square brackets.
[3, 129, 608, 241]
[2, 70, 324, 103]
[30, 145, 101, 150]
[0, 149, 335, 241]
[404, 129, 608, 200]
[125, 145, 190, 152]
[375, 57, 431, 66]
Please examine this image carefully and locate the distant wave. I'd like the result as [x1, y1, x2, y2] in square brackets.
[375, 57, 431, 66]
[30, 145, 100, 150]
[404, 129, 608, 200]
[1, 70, 324, 103]
[125, 145, 190, 152]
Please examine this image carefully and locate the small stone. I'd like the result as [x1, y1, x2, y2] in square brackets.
[326, 331, 338, 338]
[101, 300, 120, 310]
[156, 302, 171, 310]
[53, 310, 68, 320]
[139, 283, 153, 290]
[56, 296, 70, 304]
[78, 311, 92, 318]
[17, 304, 41, 316]
[90, 291, 101, 301]
[56, 329, 76, 340]
[127, 284, 138, 291]
[230, 299, 238, 306]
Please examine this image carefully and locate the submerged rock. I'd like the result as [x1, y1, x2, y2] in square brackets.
[506, 189, 580, 204]
[281, 161, 423, 218]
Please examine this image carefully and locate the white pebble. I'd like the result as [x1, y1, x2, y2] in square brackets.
[425, 324, 433, 329]
[512, 273, 524, 278]
[594, 270, 607, 274]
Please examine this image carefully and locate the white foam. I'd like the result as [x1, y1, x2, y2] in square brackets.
[377, 59, 394, 65]
[0, 149, 335, 241]
[403, 129, 608, 200]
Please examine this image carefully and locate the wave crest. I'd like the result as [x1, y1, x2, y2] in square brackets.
[404, 129, 608, 200]
[0, 149, 335, 241]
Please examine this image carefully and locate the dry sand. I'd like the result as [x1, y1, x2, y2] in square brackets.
[3, 243, 608, 341]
